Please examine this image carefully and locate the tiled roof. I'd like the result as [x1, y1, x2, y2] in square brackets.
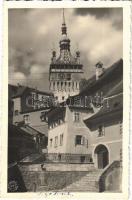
[20, 125, 47, 137]
[30, 125, 48, 137]
[46, 106, 66, 118]
[80, 59, 123, 96]
[105, 80, 123, 97]
[10, 84, 53, 98]
[12, 85, 27, 98]
[55, 52, 77, 65]
[8, 84, 19, 99]
[84, 93, 123, 127]
[8, 124, 33, 138]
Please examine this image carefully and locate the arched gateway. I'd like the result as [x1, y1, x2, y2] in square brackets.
[94, 144, 109, 169]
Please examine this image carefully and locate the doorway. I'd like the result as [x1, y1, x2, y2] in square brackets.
[94, 144, 109, 169]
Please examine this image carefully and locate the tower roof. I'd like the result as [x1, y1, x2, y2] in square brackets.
[50, 9, 83, 66]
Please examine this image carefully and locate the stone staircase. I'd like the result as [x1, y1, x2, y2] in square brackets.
[61, 169, 103, 192]
[36, 169, 103, 192]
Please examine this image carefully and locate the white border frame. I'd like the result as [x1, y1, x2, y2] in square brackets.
[1, 1, 131, 199]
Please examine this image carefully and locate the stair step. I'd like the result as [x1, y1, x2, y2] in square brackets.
[61, 169, 103, 192]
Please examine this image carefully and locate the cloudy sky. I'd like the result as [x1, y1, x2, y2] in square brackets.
[8, 8, 123, 92]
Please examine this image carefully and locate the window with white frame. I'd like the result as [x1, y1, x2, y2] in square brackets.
[74, 112, 80, 122]
[98, 125, 105, 137]
[60, 134, 63, 146]
[75, 135, 84, 145]
[54, 136, 58, 147]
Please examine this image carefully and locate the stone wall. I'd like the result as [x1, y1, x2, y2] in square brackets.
[19, 165, 90, 192]
[19, 162, 94, 172]
[99, 161, 122, 192]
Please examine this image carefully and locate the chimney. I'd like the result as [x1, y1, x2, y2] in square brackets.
[95, 61, 104, 80]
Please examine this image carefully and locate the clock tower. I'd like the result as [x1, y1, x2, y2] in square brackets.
[49, 9, 84, 102]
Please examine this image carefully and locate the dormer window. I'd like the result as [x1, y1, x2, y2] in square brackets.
[40, 111, 47, 122]
[23, 114, 30, 124]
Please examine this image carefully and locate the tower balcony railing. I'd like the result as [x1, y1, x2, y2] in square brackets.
[50, 64, 83, 70]
[50, 69, 83, 73]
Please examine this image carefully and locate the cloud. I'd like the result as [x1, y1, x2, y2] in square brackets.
[75, 8, 123, 30]
[9, 72, 27, 86]
[8, 8, 123, 91]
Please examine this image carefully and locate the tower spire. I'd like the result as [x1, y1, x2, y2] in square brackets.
[61, 8, 67, 35]
[62, 8, 65, 25]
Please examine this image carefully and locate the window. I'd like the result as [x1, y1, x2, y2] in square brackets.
[74, 112, 80, 122]
[67, 73, 71, 80]
[75, 135, 84, 145]
[98, 125, 105, 137]
[80, 156, 85, 163]
[23, 114, 30, 124]
[55, 96, 58, 101]
[54, 136, 58, 147]
[14, 110, 19, 116]
[120, 149, 122, 161]
[53, 82, 55, 89]
[60, 134, 63, 146]
[58, 154, 61, 161]
[50, 139, 53, 147]
[119, 121, 123, 135]
[40, 111, 47, 122]
[62, 96, 65, 101]
[86, 139, 88, 148]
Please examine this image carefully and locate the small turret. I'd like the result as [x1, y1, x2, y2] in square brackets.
[51, 50, 56, 63]
[76, 50, 80, 64]
[76, 50, 80, 58]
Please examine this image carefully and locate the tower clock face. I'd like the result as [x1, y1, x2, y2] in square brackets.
[58, 73, 65, 79]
